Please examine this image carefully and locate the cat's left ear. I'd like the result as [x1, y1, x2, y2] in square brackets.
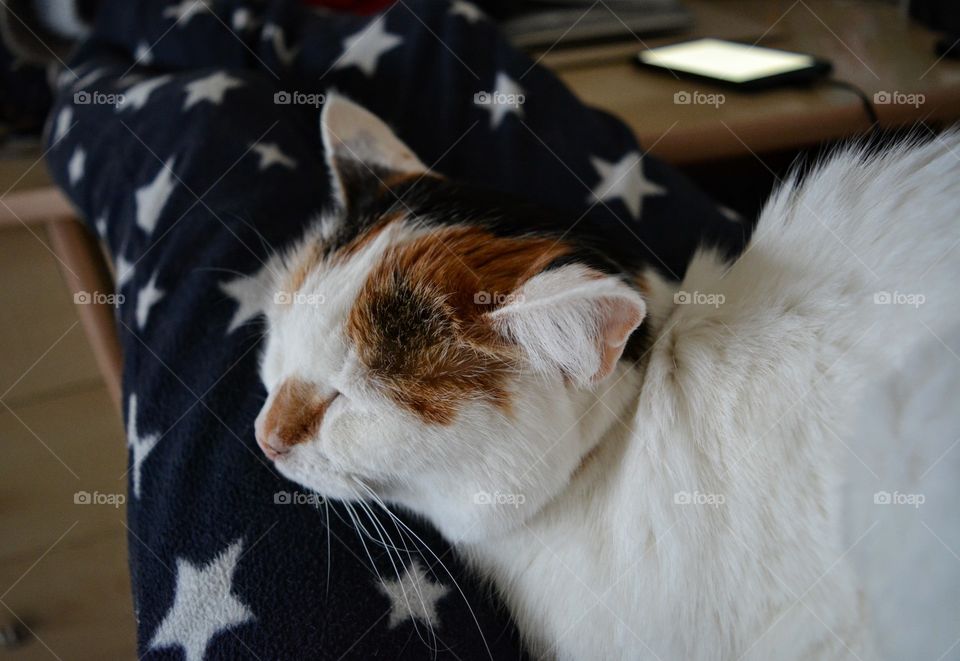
[487, 264, 646, 386]
[320, 93, 428, 209]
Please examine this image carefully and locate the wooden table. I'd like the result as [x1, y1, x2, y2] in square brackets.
[545, 0, 960, 164]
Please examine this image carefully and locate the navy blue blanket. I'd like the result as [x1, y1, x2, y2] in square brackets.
[44, 1, 748, 658]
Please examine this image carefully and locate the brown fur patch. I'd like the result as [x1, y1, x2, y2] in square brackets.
[262, 378, 330, 448]
[346, 226, 571, 424]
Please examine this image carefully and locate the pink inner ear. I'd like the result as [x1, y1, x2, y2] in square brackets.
[593, 298, 646, 383]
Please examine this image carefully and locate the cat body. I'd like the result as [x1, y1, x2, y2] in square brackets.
[255, 95, 960, 660]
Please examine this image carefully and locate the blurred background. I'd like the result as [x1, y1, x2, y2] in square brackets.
[1, 0, 959, 658]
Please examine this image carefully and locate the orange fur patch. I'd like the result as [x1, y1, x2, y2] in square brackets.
[347, 225, 571, 424]
[262, 378, 330, 448]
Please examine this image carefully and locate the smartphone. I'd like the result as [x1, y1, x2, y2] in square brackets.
[636, 38, 832, 90]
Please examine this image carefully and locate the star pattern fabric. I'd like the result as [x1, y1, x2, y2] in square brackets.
[220, 265, 272, 333]
[587, 152, 665, 220]
[182, 72, 243, 110]
[334, 17, 403, 77]
[53, 106, 72, 141]
[164, 0, 211, 26]
[67, 146, 85, 185]
[44, 1, 746, 658]
[379, 560, 450, 628]
[480, 71, 524, 129]
[250, 141, 296, 170]
[127, 394, 160, 499]
[135, 158, 178, 234]
[121, 75, 171, 111]
[450, 1, 485, 23]
[136, 271, 164, 329]
[149, 540, 254, 661]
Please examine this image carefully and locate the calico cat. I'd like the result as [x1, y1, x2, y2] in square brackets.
[255, 94, 960, 660]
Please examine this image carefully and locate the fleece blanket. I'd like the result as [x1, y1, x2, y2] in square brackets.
[43, 1, 749, 658]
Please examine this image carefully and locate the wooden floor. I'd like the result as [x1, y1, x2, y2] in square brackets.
[0, 225, 136, 659]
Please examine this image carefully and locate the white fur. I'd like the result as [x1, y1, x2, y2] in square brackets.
[260, 99, 960, 660]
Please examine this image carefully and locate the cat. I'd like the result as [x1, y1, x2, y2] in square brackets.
[255, 93, 960, 660]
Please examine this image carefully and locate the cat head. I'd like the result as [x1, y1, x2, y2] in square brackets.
[256, 94, 646, 542]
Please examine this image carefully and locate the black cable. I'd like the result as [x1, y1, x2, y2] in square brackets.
[822, 78, 879, 128]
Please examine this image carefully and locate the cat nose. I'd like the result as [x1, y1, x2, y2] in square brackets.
[254, 404, 291, 460]
[257, 433, 289, 461]
[255, 378, 331, 460]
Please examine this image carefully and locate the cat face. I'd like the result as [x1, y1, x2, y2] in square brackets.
[255, 95, 646, 541]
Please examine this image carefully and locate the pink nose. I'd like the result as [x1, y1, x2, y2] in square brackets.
[256, 431, 289, 461]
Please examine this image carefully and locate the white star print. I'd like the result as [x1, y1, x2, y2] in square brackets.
[333, 17, 403, 77]
[163, 0, 211, 26]
[231, 8, 259, 32]
[136, 270, 164, 329]
[95, 214, 107, 237]
[182, 71, 244, 110]
[718, 205, 742, 222]
[134, 41, 154, 65]
[379, 561, 449, 629]
[587, 152, 665, 220]
[127, 394, 160, 499]
[250, 142, 296, 171]
[70, 67, 107, 92]
[450, 1, 485, 22]
[219, 265, 271, 333]
[479, 71, 524, 129]
[119, 75, 171, 112]
[54, 106, 73, 141]
[149, 540, 255, 661]
[263, 23, 300, 66]
[135, 157, 177, 233]
[68, 147, 86, 185]
[115, 254, 135, 290]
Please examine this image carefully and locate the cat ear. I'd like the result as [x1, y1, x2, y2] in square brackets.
[320, 92, 428, 209]
[487, 264, 646, 386]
